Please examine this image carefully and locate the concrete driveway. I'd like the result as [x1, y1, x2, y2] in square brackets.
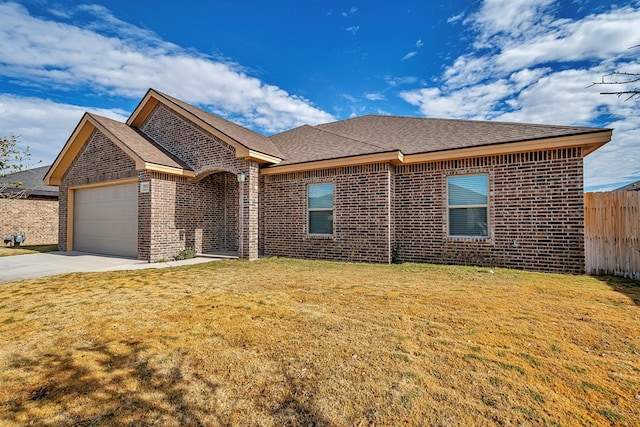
[0, 251, 217, 284]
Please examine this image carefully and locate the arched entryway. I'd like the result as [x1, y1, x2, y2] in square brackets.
[179, 170, 240, 257]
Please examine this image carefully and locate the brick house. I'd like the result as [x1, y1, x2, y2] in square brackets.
[1, 165, 59, 245]
[44, 89, 611, 273]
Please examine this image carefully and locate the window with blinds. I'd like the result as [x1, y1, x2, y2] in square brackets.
[308, 183, 334, 235]
[447, 174, 489, 237]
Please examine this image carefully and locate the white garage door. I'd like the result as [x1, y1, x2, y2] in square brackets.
[74, 182, 138, 257]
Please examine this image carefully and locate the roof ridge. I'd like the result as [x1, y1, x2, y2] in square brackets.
[326, 113, 611, 132]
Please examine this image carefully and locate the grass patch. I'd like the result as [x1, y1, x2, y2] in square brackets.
[488, 376, 502, 386]
[598, 408, 626, 422]
[493, 360, 526, 374]
[513, 406, 537, 418]
[2, 317, 19, 325]
[520, 352, 541, 367]
[580, 381, 611, 394]
[0, 258, 638, 426]
[527, 389, 545, 404]
[0, 244, 58, 257]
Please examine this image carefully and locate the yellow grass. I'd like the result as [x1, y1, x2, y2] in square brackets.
[0, 244, 58, 257]
[0, 258, 638, 426]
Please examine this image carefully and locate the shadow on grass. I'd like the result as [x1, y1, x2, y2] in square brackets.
[0, 338, 333, 426]
[271, 365, 328, 426]
[0, 340, 226, 426]
[596, 275, 640, 306]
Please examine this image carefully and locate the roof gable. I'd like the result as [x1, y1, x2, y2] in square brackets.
[44, 113, 194, 186]
[128, 89, 283, 163]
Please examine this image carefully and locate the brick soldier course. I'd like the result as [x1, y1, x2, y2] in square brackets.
[45, 89, 612, 273]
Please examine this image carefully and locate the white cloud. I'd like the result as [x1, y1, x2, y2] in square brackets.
[495, 7, 640, 72]
[342, 7, 358, 17]
[447, 12, 466, 24]
[584, 113, 640, 186]
[416, 39, 424, 48]
[470, 0, 557, 45]
[401, 52, 418, 61]
[0, 2, 334, 136]
[346, 25, 360, 35]
[385, 76, 419, 86]
[399, 79, 514, 119]
[0, 94, 128, 165]
[399, 0, 640, 189]
[364, 93, 386, 101]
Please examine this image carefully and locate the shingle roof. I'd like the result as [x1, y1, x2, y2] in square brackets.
[0, 165, 58, 197]
[615, 179, 640, 191]
[268, 125, 394, 165]
[90, 113, 191, 171]
[269, 115, 610, 165]
[152, 90, 284, 159]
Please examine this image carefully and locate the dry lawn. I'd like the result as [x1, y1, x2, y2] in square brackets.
[0, 244, 58, 257]
[0, 258, 638, 426]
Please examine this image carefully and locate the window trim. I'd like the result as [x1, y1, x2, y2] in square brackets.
[446, 173, 490, 239]
[307, 182, 334, 236]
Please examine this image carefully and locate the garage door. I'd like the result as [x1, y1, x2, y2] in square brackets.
[74, 182, 138, 257]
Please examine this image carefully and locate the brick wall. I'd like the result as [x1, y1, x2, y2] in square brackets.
[262, 149, 584, 273]
[395, 148, 585, 273]
[140, 104, 258, 260]
[58, 130, 138, 252]
[145, 171, 239, 261]
[140, 104, 247, 174]
[0, 197, 58, 245]
[263, 163, 392, 263]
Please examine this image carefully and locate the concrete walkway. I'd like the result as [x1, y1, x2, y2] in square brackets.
[0, 251, 219, 284]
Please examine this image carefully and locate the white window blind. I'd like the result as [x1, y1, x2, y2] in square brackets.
[447, 174, 489, 237]
[308, 183, 334, 235]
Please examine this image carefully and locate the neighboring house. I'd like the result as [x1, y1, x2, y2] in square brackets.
[615, 179, 640, 191]
[1, 165, 59, 245]
[44, 89, 612, 273]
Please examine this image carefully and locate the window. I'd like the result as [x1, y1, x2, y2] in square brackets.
[308, 183, 334, 235]
[447, 174, 489, 237]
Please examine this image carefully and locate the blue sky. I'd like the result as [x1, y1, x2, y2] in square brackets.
[1, 0, 639, 191]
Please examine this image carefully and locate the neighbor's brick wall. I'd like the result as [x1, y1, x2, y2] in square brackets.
[140, 103, 259, 259]
[58, 130, 138, 253]
[0, 197, 58, 245]
[395, 148, 585, 273]
[263, 163, 392, 263]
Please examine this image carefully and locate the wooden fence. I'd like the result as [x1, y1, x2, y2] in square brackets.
[584, 191, 640, 279]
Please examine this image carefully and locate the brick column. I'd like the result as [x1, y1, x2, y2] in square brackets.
[137, 171, 151, 261]
[239, 161, 259, 260]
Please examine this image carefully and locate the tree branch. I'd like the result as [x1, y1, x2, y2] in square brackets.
[0, 183, 29, 200]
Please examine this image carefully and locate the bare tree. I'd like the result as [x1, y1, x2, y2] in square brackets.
[589, 46, 640, 101]
[0, 133, 36, 199]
